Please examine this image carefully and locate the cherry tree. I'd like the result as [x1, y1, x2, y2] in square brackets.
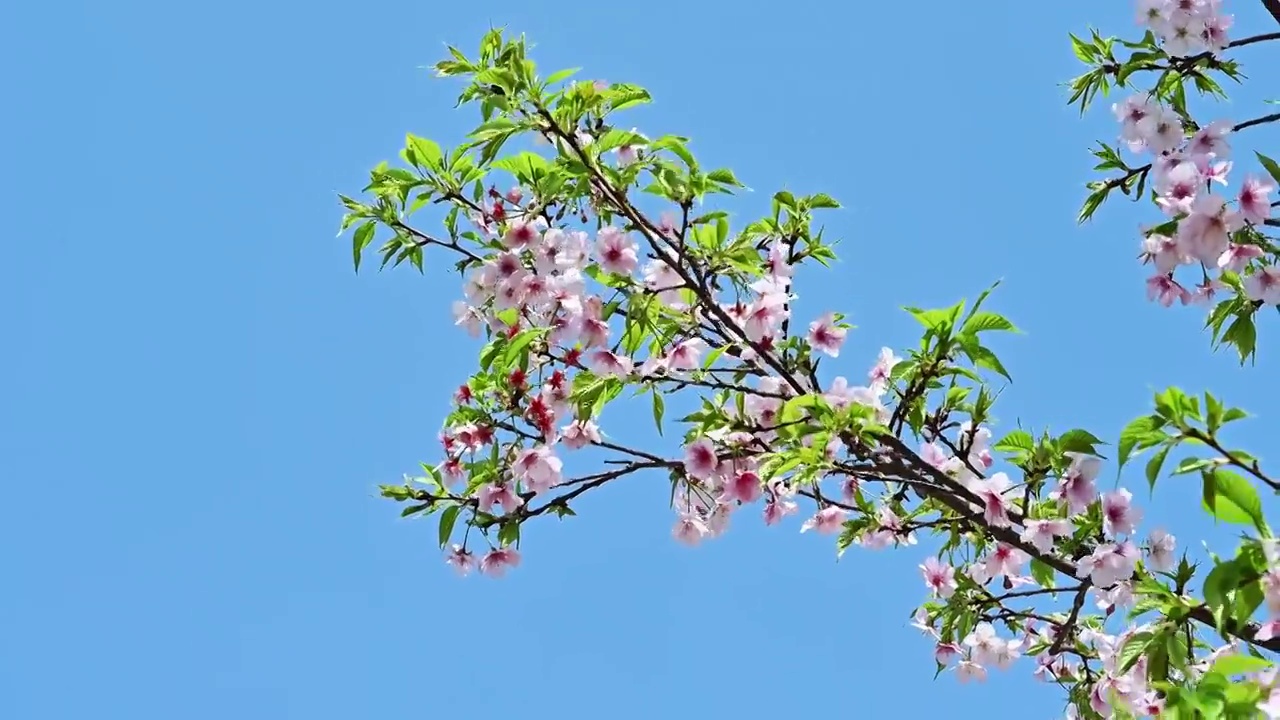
[339, 1, 1280, 716]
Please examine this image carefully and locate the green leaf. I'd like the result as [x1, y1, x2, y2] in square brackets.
[1222, 312, 1257, 364]
[352, 221, 376, 273]
[438, 505, 460, 548]
[1146, 444, 1171, 491]
[808, 193, 841, 209]
[964, 344, 1012, 382]
[399, 502, 431, 517]
[651, 135, 696, 169]
[1078, 184, 1109, 223]
[993, 429, 1035, 454]
[651, 391, 665, 436]
[1117, 631, 1156, 673]
[492, 151, 549, 181]
[1171, 457, 1216, 476]
[407, 134, 444, 170]
[1209, 654, 1271, 677]
[1059, 428, 1106, 456]
[502, 328, 543, 370]
[706, 168, 745, 187]
[1201, 468, 1267, 533]
[961, 311, 1018, 335]
[1030, 558, 1056, 590]
[544, 67, 581, 85]
[608, 85, 652, 112]
[1205, 392, 1225, 435]
[1070, 33, 1099, 63]
[497, 520, 520, 547]
[1118, 414, 1167, 471]
[1257, 152, 1280, 186]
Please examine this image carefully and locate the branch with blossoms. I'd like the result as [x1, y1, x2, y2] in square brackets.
[342, 10, 1280, 719]
[1073, 0, 1280, 365]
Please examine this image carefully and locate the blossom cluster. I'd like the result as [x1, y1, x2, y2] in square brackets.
[1114, 2, 1280, 311]
[1136, 0, 1233, 57]
[1115, 93, 1279, 306]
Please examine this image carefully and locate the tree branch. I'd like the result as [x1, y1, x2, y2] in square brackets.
[1229, 31, 1280, 48]
[1234, 112, 1280, 132]
[1263, 0, 1280, 28]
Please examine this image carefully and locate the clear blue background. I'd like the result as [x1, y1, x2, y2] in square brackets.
[5, 1, 1280, 718]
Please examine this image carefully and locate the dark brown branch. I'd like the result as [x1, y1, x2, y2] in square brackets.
[1263, 0, 1280, 28]
[1234, 112, 1280, 132]
[392, 221, 484, 263]
[1230, 31, 1280, 48]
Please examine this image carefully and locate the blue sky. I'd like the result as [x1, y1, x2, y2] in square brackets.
[5, 1, 1280, 718]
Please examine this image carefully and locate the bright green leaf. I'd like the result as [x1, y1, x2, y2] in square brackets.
[352, 221, 375, 273]
[438, 505, 460, 548]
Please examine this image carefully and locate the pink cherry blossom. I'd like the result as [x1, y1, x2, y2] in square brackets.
[502, 218, 542, 249]
[868, 346, 901, 387]
[963, 623, 1006, 668]
[513, 445, 564, 494]
[1239, 174, 1276, 224]
[958, 422, 994, 469]
[1054, 453, 1100, 516]
[1187, 119, 1233, 159]
[1218, 242, 1265, 273]
[445, 544, 475, 576]
[975, 472, 1015, 527]
[452, 300, 483, 337]
[683, 437, 719, 480]
[910, 607, 937, 637]
[800, 506, 847, 534]
[1146, 273, 1191, 306]
[479, 547, 521, 577]
[956, 660, 987, 683]
[1245, 266, 1280, 305]
[1076, 541, 1139, 587]
[1102, 488, 1142, 536]
[672, 512, 709, 546]
[935, 643, 961, 666]
[806, 312, 847, 357]
[1145, 528, 1177, 572]
[1141, 233, 1187, 274]
[721, 469, 763, 504]
[560, 419, 602, 450]
[1178, 193, 1239, 265]
[920, 556, 958, 598]
[974, 543, 1028, 583]
[1263, 568, 1280, 614]
[477, 481, 523, 514]
[743, 292, 789, 342]
[1021, 519, 1072, 553]
[586, 349, 634, 379]
[594, 226, 638, 275]
[766, 241, 794, 281]
[665, 338, 706, 371]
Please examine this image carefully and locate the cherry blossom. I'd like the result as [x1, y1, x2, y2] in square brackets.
[1145, 528, 1177, 572]
[683, 438, 719, 480]
[479, 547, 521, 577]
[975, 472, 1015, 527]
[1101, 488, 1142, 536]
[920, 556, 958, 598]
[445, 544, 475, 576]
[800, 506, 848, 535]
[594, 226, 639, 275]
[1022, 519, 1072, 554]
[806, 312, 847, 357]
[1053, 453, 1100, 516]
